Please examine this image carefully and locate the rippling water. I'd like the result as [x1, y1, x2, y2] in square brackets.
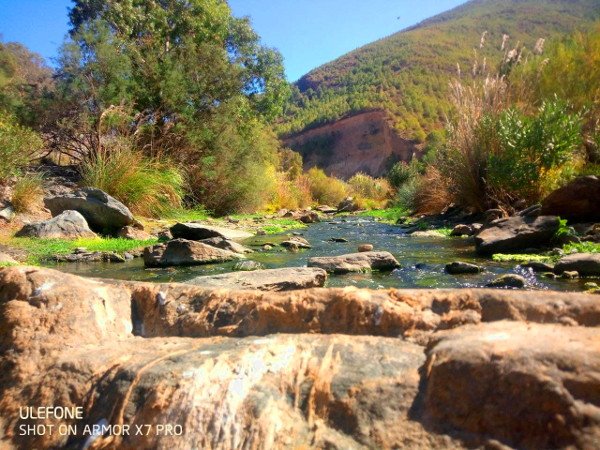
[46, 217, 591, 292]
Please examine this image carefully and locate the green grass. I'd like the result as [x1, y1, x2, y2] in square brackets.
[161, 207, 210, 222]
[357, 207, 409, 224]
[261, 219, 307, 234]
[563, 242, 600, 254]
[0, 261, 18, 268]
[492, 253, 555, 263]
[7, 237, 157, 264]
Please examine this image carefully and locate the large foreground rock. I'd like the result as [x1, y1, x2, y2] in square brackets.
[143, 238, 242, 267]
[170, 222, 253, 241]
[475, 215, 560, 255]
[555, 253, 600, 276]
[423, 321, 600, 449]
[187, 267, 327, 291]
[1, 266, 600, 449]
[541, 175, 600, 222]
[14, 210, 97, 239]
[308, 251, 400, 273]
[44, 187, 134, 232]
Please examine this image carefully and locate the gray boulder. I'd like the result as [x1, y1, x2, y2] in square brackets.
[170, 222, 253, 241]
[445, 262, 482, 275]
[200, 237, 253, 254]
[555, 253, 600, 277]
[187, 267, 327, 291]
[143, 239, 243, 268]
[486, 274, 526, 289]
[15, 210, 97, 239]
[475, 215, 560, 255]
[44, 188, 134, 232]
[308, 251, 400, 273]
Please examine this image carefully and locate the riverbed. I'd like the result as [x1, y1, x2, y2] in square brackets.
[46, 217, 591, 292]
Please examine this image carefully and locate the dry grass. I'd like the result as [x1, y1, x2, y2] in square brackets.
[11, 173, 44, 213]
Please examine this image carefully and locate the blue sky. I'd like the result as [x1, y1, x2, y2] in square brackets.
[0, 0, 466, 81]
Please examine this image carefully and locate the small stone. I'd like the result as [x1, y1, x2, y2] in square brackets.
[257, 230, 267, 236]
[543, 272, 558, 279]
[445, 262, 482, 275]
[0, 206, 15, 221]
[584, 282, 599, 290]
[486, 274, 526, 289]
[329, 237, 349, 243]
[561, 271, 579, 279]
[281, 237, 311, 249]
[358, 244, 374, 252]
[233, 260, 264, 271]
[521, 261, 555, 272]
[262, 245, 273, 251]
[450, 224, 473, 237]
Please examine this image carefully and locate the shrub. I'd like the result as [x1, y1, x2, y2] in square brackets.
[270, 172, 312, 211]
[11, 172, 44, 213]
[80, 140, 184, 217]
[306, 167, 348, 206]
[348, 173, 391, 201]
[0, 113, 43, 181]
[388, 159, 423, 189]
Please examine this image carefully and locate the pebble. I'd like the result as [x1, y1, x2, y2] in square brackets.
[358, 244, 374, 252]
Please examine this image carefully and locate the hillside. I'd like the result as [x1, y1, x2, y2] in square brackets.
[279, 0, 600, 147]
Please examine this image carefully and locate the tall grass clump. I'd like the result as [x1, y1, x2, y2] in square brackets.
[11, 172, 44, 213]
[0, 112, 43, 180]
[80, 139, 184, 217]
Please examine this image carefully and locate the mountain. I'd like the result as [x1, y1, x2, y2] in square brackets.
[279, 0, 600, 179]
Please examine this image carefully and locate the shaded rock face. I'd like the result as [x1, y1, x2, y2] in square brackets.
[170, 222, 253, 241]
[44, 188, 134, 232]
[2, 266, 600, 449]
[15, 210, 97, 239]
[555, 253, 600, 277]
[541, 176, 600, 222]
[187, 267, 328, 291]
[475, 215, 560, 255]
[117, 225, 152, 241]
[308, 251, 400, 273]
[143, 239, 243, 267]
[283, 110, 419, 179]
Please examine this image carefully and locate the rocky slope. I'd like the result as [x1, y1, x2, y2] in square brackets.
[1, 266, 599, 449]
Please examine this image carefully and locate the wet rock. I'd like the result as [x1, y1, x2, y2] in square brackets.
[233, 260, 264, 271]
[281, 236, 311, 249]
[445, 262, 482, 275]
[187, 267, 327, 291]
[358, 244, 374, 252]
[411, 230, 446, 238]
[561, 271, 579, 279]
[170, 222, 253, 241]
[337, 197, 359, 213]
[555, 253, 600, 277]
[520, 261, 555, 272]
[483, 208, 506, 225]
[541, 175, 600, 223]
[485, 274, 526, 289]
[117, 225, 152, 240]
[424, 321, 600, 449]
[308, 251, 400, 273]
[328, 237, 349, 243]
[15, 210, 97, 239]
[315, 205, 338, 214]
[157, 229, 173, 241]
[516, 204, 542, 218]
[44, 187, 134, 231]
[475, 215, 560, 255]
[450, 224, 474, 237]
[262, 244, 273, 250]
[143, 239, 243, 268]
[299, 211, 319, 223]
[52, 251, 126, 263]
[200, 237, 253, 254]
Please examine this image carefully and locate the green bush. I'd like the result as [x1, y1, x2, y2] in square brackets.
[348, 173, 391, 203]
[0, 113, 43, 180]
[306, 167, 348, 206]
[80, 140, 184, 218]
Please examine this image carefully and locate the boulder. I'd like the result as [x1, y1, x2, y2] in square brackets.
[299, 211, 319, 223]
[410, 230, 446, 238]
[308, 251, 400, 273]
[486, 274, 526, 289]
[187, 267, 327, 291]
[117, 225, 152, 240]
[541, 176, 600, 222]
[328, 237, 349, 243]
[555, 253, 600, 277]
[143, 238, 243, 268]
[475, 215, 560, 255]
[358, 244, 374, 252]
[44, 187, 134, 231]
[337, 197, 359, 213]
[170, 222, 253, 241]
[15, 210, 97, 239]
[424, 321, 600, 449]
[449, 224, 474, 237]
[0, 205, 15, 221]
[521, 261, 555, 272]
[445, 262, 482, 275]
[51, 251, 125, 263]
[315, 205, 338, 214]
[200, 237, 253, 254]
[281, 236, 311, 249]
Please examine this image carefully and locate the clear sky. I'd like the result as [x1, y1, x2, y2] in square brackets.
[0, 0, 466, 81]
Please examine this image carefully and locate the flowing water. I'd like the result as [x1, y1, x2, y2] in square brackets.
[47, 217, 592, 292]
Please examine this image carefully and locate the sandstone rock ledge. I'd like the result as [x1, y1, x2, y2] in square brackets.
[1, 266, 599, 449]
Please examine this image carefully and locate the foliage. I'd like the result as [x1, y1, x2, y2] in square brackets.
[7, 237, 157, 265]
[0, 112, 43, 181]
[563, 242, 600, 254]
[80, 140, 184, 217]
[279, 0, 600, 141]
[11, 172, 44, 213]
[492, 253, 554, 263]
[357, 207, 409, 224]
[305, 167, 348, 206]
[347, 173, 391, 209]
